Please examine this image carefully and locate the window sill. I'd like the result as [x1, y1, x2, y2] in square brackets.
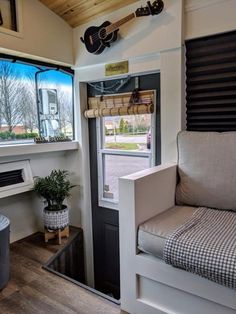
[0, 141, 79, 158]
[99, 198, 119, 211]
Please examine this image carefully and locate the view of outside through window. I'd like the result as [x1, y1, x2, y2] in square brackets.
[104, 154, 150, 201]
[0, 60, 73, 145]
[101, 114, 152, 202]
[104, 115, 151, 151]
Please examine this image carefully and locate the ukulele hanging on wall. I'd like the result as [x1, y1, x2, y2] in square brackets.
[80, 0, 164, 55]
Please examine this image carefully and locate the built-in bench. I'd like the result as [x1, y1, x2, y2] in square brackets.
[119, 131, 236, 314]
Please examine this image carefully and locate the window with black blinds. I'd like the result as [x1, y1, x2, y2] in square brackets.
[186, 31, 236, 131]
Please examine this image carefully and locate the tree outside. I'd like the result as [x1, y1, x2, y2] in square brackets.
[104, 115, 151, 151]
[0, 60, 74, 143]
[0, 62, 24, 133]
[119, 117, 125, 133]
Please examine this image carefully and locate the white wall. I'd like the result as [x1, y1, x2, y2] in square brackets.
[74, 81, 94, 286]
[0, 0, 73, 65]
[73, 0, 182, 68]
[185, 0, 236, 40]
[161, 48, 184, 163]
[0, 193, 37, 243]
[0, 151, 81, 243]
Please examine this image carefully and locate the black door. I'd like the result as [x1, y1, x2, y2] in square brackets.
[88, 73, 161, 300]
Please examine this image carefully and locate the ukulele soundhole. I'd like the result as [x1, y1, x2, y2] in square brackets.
[98, 28, 107, 40]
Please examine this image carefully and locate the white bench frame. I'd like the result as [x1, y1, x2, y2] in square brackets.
[119, 164, 236, 314]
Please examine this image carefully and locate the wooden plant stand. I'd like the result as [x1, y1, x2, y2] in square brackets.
[44, 226, 69, 245]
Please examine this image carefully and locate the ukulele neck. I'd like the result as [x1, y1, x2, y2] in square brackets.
[106, 13, 135, 35]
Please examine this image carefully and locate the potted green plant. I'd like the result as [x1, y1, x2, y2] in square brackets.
[34, 170, 75, 231]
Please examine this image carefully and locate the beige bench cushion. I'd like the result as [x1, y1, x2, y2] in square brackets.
[138, 206, 196, 259]
[176, 131, 236, 211]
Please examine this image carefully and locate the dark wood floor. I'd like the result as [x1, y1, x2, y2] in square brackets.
[0, 228, 123, 314]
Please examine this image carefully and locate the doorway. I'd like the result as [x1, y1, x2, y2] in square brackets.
[88, 73, 161, 300]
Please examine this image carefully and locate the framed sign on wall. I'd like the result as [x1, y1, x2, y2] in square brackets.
[0, 0, 22, 37]
[0, 0, 17, 31]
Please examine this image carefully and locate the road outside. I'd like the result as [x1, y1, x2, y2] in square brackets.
[104, 134, 150, 200]
[105, 134, 149, 151]
[105, 134, 147, 144]
[105, 155, 149, 201]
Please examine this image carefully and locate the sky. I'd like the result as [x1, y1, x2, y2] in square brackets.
[0, 60, 73, 134]
[0, 61, 73, 86]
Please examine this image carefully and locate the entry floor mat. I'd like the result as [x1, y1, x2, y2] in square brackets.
[43, 229, 120, 304]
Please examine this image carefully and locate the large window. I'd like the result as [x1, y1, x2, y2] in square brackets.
[0, 57, 74, 145]
[97, 113, 155, 209]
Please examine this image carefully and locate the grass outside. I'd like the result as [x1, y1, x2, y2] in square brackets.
[121, 133, 147, 137]
[105, 142, 139, 150]
[106, 133, 147, 137]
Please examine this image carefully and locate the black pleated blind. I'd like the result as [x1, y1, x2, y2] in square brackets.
[186, 31, 236, 131]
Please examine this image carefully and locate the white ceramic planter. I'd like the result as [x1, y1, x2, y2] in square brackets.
[43, 206, 69, 230]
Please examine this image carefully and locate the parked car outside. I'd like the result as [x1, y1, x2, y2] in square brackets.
[147, 129, 151, 149]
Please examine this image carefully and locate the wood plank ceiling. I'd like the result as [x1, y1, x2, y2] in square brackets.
[39, 0, 139, 28]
